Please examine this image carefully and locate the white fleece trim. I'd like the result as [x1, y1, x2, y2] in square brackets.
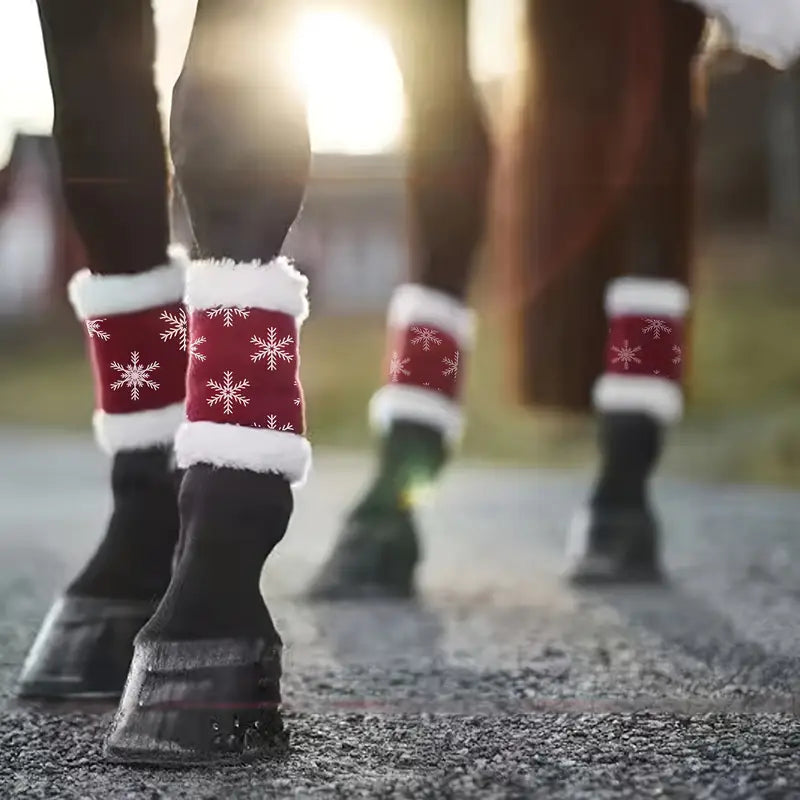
[369, 384, 464, 444]
[388, 284, 476, 346]
[175, 421, 312, 487]
[93, 402, 185, 454]
[185, 257, 309, 322]
[68, 248, 189, 320]
[593, 374, 683, 424]
[605, 278, 689, 319]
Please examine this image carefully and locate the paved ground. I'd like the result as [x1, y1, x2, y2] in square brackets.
[1, 430, 800, 798]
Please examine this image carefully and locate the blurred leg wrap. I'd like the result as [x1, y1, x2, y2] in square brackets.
[370, 284, 475, 445]
[593, 277, 690, 424]
[175, 258, 311, 484]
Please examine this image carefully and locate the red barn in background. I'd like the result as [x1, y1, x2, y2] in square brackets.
[0, 133, 85, 319]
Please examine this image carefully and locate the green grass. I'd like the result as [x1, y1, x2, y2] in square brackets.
[2, 277, 800, 487]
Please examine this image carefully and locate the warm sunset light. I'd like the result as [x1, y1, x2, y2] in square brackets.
[290, 9, 405, 155]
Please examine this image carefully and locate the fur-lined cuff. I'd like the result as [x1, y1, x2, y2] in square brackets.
[593, 375, 683, 424]
[175, 421, 312, 487]
[388, 284, 476, 346]
[185, 257, 309, 323]
[605, 278, 689, 319]
[93, 402, 185, 454]
[68, 248, 188, 320]
[369, 384, 464, 444]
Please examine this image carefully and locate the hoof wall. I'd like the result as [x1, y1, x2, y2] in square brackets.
[104, 637, 287, 767]
[307, 509, 418, 601]
[17, 596, 155, 701]
[565, 507, 663, 586]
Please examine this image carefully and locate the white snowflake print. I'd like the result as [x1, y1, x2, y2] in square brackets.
[207, 371, 250, 415]
[160, 308, 187, 351]
[266, 414, 294, 432]
[206, 306, 250, 327]
[86, 319, 110, 341]
[641, 318, 672, 340]
[389, 351, 411, 382]
[110, 352, 160, 401]
[189, 336, 206, 362]
[250, 327, 295, 370]
[672, 345, 682, 365]
[442, 351, 460, 379]
[611, 340, 642, 370]
[410, 326, 443, 352]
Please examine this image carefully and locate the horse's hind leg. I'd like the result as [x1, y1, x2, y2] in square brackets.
[18, 0, 186, 701]
[308, 0, 490, 600]
[566, 0, 706, 583]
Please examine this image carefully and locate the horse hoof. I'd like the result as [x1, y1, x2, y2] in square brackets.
[564, 506, 664, 585]
[307, 508, 419, 601]
[17, 595, 155, 701]
[104, 637, 287, 767]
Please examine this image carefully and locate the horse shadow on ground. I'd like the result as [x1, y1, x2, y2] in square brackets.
[584, 576, 800, 705]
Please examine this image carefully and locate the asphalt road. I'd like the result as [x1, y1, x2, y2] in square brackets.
[1, 430, 800, 798]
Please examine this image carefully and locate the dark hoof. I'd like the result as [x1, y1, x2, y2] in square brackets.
[565, 507, 664, 585]
[104, 637, 287, 767]
[307, 508, 419, 601]
[17, 596, 155, 701]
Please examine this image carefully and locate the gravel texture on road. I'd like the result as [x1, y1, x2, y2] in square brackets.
[1, 431, 799, 798]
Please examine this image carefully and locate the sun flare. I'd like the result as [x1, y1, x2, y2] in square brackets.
[291, 10, 404, 154]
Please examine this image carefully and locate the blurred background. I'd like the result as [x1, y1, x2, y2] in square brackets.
[1, 0, 800, 487]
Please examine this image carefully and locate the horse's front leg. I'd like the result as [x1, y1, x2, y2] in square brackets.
[19, 0, 186, 701]
[104, 0, 310, 766]
[309, 0, 491, 599]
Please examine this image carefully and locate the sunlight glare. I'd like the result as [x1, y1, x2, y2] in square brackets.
[291, 10, 404, 155]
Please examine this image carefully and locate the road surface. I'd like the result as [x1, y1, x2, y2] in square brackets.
[1, 430, 799, 798]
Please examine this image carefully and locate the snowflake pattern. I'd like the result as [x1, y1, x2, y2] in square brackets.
[189, 336, 207, 362]
[410, 326, 443, 352]
[110, 352, 160, 401]
[206, 306, 250, 328]
[266, 414, 294, 432]
[207, 371, 250, 415]
[160, 308, 188, 351]
[672, 345, 682, 365]
[389, 351, 411, 382]
[442, 351, 460, 379]
[642, 318, 672, 340]
[250, 327, 295, 370]
[86, 319, 110, 341]
[611, 340, 643, 370]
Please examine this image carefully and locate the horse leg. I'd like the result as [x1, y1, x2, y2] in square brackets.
[566, 0, 706, 583]
[308, 0, 491, 599]
[18, 0, 186, 701]
[105, 0, 309, 765]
